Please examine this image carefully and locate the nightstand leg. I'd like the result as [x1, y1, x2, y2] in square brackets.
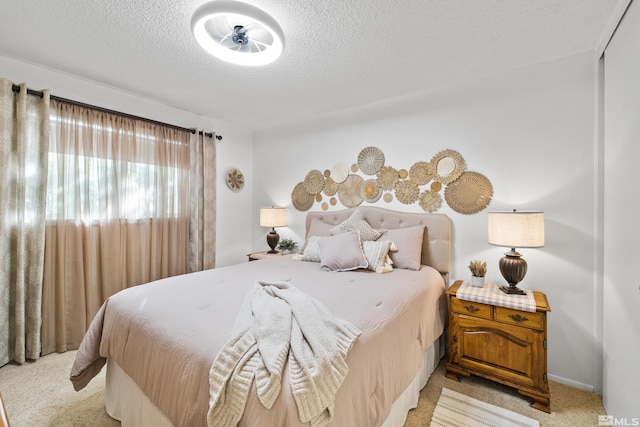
[445, 363, 469, 382]
[517, 389, 551, 413]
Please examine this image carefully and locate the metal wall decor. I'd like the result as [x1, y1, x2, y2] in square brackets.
[290, 146, 492, 215]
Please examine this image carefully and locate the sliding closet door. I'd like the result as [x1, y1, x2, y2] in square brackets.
[603, 0, 640, 416]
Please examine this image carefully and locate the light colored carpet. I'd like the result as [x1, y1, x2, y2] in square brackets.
[0, 351, 606, 426]
[405, 360, 607, 427]
[0, 351, 118, 427]
[430, 387, 539, 427]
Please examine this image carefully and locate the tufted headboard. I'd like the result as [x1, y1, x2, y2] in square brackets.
[305, 206, 452, 283]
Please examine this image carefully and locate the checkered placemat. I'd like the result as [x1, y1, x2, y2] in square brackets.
[456, 282, 537, 313]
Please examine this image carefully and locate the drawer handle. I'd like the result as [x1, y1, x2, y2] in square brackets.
[463, 305, 480, 313]
[508, 314, 529, 323]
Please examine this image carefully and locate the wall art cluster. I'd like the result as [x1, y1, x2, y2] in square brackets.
[290, 147, 493, 215]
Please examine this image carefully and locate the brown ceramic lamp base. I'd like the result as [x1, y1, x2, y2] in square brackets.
[266, 229, 280, 254]
[498, 249, 527, 295]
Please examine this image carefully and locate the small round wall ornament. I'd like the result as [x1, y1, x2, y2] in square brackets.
[337, 174, 364, 208]
[419, 190, 443, 212]
[383, 193, 393, 203]
[291, 182, 315, 211]
[360, 179, 382, 203]
[323, 177, 339, 196]
[376, 166, 399, 190]
[357, 146, 385, 175]
[303, 169, 325, 194]
[395, 179, 420, 205]
[430, 149, 466, 184]
[330, 162, 349, 183]
[409, 161, 433, 186]
[226, 168, 245, 192]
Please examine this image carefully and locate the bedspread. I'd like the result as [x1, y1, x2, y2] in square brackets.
[71, 255, 447, 426]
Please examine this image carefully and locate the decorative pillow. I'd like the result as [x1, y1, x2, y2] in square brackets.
[318, 232, 368, 272]
[380, 225, 425, 270]
[300, 219, 334, 253]
[329, 209, 384, 241]
[362, 240, 395, 273]
[300, 236, 322, 262]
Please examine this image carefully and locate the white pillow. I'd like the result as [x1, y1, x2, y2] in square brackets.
[362, 240, 395, 273]
[300, 236, 322, 262]
[330, 209, 384, 241]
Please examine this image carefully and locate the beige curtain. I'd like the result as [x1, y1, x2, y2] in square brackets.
[40, 101, 191, 355]
[189, 131, 216, 272]
[0, 79, 50, 365]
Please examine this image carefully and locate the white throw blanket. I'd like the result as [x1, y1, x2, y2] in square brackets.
[207, 280, 361, 427]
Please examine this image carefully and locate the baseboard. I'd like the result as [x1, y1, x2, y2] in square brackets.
[547, 374, 595, 393]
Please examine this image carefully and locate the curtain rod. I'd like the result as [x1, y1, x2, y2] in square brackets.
[11, 84, 222, 141]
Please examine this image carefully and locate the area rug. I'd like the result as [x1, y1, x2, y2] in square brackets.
[430, 388, 540, 427]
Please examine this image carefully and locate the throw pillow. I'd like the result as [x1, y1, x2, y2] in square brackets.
[300, 219, 334, 253]
[362, 240, 395, 273]
[300, 236, 322, 262]
[318, 232, 368, 272]
[330, 209, 384, 241]
[380, 225, 425, 270]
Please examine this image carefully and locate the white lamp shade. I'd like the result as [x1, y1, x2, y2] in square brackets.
[260, 207, 286, 228]
[488, 211, 544, 248]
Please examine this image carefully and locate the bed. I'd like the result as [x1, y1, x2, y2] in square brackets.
[71, 206, 451, 427]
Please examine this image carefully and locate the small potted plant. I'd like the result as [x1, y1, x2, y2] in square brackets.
[277, 238, 298, 254]
[468, 260, 487, 287]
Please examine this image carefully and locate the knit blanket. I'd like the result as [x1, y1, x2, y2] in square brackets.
[207, 280, 362, 427]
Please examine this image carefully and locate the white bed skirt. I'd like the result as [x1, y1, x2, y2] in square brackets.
[105, 334, 445, 427]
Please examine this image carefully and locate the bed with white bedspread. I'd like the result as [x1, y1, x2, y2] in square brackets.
[71, 206, 451, 426]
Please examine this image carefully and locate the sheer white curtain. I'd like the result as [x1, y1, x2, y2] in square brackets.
[40, 100, 192, 354]
[0, 79, 50, 365]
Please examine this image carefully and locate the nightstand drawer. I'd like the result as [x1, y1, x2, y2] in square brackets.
[495, 306, 544, 330]
[451, 297, 492, 320]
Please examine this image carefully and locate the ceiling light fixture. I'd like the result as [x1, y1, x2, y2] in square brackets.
[191, 1, 285, 66]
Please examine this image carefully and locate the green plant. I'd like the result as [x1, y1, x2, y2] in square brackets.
[468, 260, 487, 277]
[277, 238, 298, 252]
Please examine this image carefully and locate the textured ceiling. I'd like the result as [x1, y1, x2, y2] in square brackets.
[0, 0, 627, 130]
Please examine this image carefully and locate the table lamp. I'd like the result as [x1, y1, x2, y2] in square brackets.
[259, 207, 286, 253]
[488, 210, 545, 295]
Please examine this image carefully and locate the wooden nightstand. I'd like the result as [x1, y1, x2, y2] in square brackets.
[247, 251, 284, 261]
[446, 280, 551, 413]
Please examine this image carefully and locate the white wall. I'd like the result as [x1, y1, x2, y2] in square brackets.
[0, 54, 254, 267]
[254, 51, 601, 391]
[603, 0, 640, 415]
